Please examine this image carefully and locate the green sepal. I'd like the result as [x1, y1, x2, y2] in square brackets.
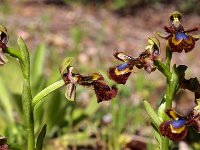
[36, 124, 47, 150]
[154, 31, 169, 39]
[0, 52, 8, 65]
[0, 24, 8, 36]
[193, 34, 200, 40]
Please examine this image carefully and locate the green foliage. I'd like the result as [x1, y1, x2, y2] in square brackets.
[36, 124, 47, 150]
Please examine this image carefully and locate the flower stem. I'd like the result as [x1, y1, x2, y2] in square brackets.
[154, 60, 171, 80]
[32, 79, 65, 108]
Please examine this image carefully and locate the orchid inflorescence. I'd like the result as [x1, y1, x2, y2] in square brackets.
[0, 10, 200, 150]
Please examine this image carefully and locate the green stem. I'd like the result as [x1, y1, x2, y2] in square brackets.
[32, 79, 65, 108]
[161, 137, 169, 150]
[165, 44, 172, 71]
[3, 47, 22, 61]
[160, 44, 173, 150]
[18, 37, 35, 150]
[154, 60, 171, 80]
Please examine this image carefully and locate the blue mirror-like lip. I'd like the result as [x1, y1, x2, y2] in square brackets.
[117, 62, 130, 71]
[175, 32, 189, 41]
[168, 119, 187, 129]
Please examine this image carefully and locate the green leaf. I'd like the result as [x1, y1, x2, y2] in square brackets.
[36, 124, 47, 150]
[152, 123, 162, 148]
[0, 76, 14, 123]
[157, 102, 166, 121]
[143, 100, 162, 127]
[59, 57, 73, 74]
[18, 37, 35, 150]
[18, 37, 30, 79]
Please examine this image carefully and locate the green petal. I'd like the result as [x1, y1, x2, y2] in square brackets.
[0, 52, 8, 65]
[0, 24, 8, 36]
[65, 83, 76, 101]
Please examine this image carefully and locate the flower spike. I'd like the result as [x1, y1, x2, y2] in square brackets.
[60, 57, 118, 102]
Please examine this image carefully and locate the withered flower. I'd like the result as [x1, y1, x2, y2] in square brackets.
[108, 37, 160, 84]
[159, 109, 199, 142]
[155, 11, 200, 53]
[0, 25, 8, 65]
[136, 37, 160, 73]
[60, 57, 118, 103]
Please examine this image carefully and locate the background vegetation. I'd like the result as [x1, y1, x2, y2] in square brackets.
[0, 0, 199, 149]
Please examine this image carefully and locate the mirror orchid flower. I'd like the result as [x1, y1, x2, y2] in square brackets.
[159, 109, 200, 142]
[108, 37, 160, 84]
[60, 57, 118, 103]
[155, 11, 200, 53]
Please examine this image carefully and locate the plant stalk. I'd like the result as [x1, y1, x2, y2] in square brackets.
[161, 45, 173, 150]
[32, 79, 65, 108]
[4, 47, 22, 61]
